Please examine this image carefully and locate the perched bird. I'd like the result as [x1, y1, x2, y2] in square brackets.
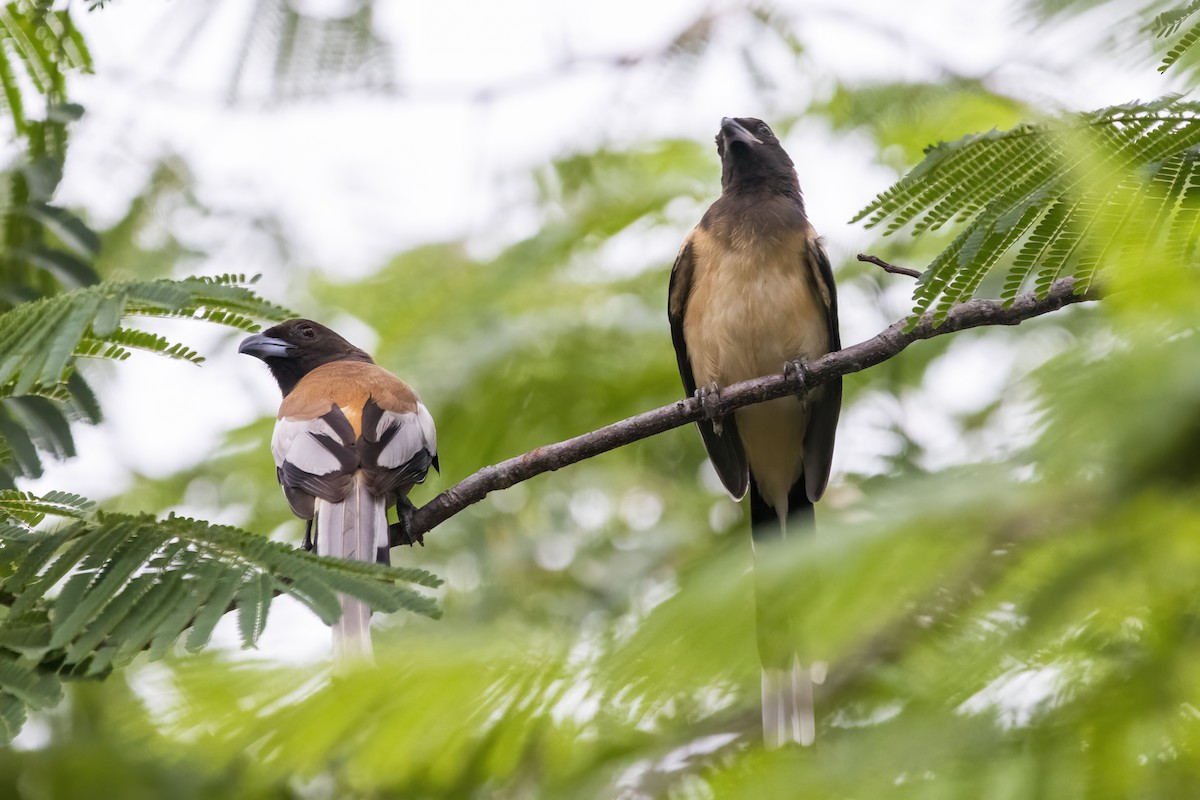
[239, 319, 438, 659]
[668, 117, 841, 747]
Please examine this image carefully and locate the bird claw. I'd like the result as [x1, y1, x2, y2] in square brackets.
[302, 519, 316, 552]
[784, 360, 812, 411]
[695, 384, 724, 430]
[389, 502, 425, 547]
[783, 359, 811, 393]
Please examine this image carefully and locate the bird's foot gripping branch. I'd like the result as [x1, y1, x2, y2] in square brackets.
[390, 500, 425, 548]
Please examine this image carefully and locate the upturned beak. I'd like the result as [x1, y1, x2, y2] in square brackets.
[238, 333, 293, 360]
[721, 117, 761, 148]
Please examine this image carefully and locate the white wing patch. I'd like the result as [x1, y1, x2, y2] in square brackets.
[272, 415, 344, 475]
[375, 408, 436, 469]
[416, 401, 437, 455]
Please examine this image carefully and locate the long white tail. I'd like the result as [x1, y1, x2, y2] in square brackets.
[756, 499, 825, 748]
[762, 658, 819, 748]
[316, 473, 387, 660]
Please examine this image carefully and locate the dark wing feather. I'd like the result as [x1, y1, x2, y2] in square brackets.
[274, 405, 359, 511]
[277, 466, 315, 519]
[357, 398, 436, 497]
[802, 238, 842, 502]
[363, 448, 436, 498]
[279, 460, 355, 506]
[668, 233, 749, 500]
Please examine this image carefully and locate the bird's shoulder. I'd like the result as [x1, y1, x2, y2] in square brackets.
[280, 360, 420, 420]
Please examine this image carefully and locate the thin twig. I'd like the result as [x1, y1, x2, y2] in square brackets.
[857, 252, 923, 279]
[395, 278, 1098, 544]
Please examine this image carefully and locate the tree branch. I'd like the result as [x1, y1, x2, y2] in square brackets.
[396, 277, 1098, 544]
[856, 252, 923, 279]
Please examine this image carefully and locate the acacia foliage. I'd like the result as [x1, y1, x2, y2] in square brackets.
[2, 2, 1200, 799]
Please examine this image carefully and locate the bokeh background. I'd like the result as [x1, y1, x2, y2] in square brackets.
[4, 1, 1200, 798]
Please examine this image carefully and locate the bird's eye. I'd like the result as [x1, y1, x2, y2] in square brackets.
[758, 122, 772, 137]
[300, 326, 316, 340]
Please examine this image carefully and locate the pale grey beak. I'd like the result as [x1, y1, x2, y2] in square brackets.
[721, 117, 762, 147]
[238, 333, 293, 360]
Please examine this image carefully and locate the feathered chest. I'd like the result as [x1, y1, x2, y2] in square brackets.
[681, 224, 831, 387]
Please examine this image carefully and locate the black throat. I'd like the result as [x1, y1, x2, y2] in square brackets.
[266, 348, 372, 397]
[264, 358, 309, 397]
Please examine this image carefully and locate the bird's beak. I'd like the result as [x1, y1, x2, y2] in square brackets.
[721, 117, 761, 148]
[238, 333, 293, 360]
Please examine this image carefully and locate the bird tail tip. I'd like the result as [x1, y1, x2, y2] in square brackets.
[332, 603, 374, 661]
[762, 658, 821, 748]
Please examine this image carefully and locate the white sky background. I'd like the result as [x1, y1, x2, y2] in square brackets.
[22, 0, 1181, 663]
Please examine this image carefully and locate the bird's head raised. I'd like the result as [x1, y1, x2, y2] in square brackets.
[715, 117, 800, 195]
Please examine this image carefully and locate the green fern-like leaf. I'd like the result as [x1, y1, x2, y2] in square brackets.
[1152, 1, 1200, 72]
[0, 652, 61, 709]
[0, 276, 287, 401]
[0, 405, 40, 480]
[0, 693, 26, 743]
[1160, 22, 1200, 72]
[0, 3, 92, 135]
[0, 275, 290, 484]
[854, 96, 1200, 325]
[79, 327, 205, 365]
[0, 488, 93, 526]
[0, 494, 443, 741]
[1151, 1, 1200, 38]
[0, 372, 103, 487]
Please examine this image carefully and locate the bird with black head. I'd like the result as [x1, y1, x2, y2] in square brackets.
[240, 319, 438, 659]
[668, 117, 841, 747]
